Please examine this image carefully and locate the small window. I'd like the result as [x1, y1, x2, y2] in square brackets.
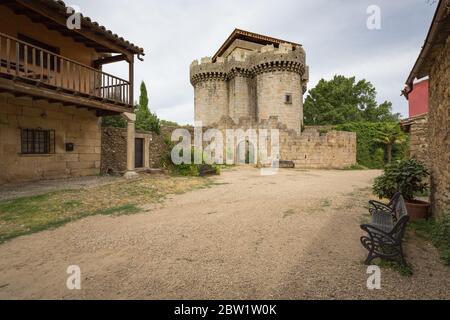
[21, 129, 55, 154]
[285, 93, 292, 104]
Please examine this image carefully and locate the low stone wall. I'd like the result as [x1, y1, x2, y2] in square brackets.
[402, 114, 429, 166]
[211, 117, 356, 169]
[101, 127, 127, 175]
[102, 119, 356, 174]
[428, 34, 450, 218]
[101, 127, 170, 174]
[148, 126, 182, 168]
[280, 128, 356, 169]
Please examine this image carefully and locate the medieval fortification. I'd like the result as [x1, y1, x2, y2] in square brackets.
[190, 29, 356, 168]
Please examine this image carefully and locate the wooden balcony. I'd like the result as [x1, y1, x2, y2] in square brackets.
[0, 32, 133, 115]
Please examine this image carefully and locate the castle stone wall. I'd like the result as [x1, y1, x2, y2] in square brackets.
[190, 43, 307, 133]
[213, 117, 356, 169]
[189, 35, 355, 169]
[194, 80, 228, 126]
[256, 71, 303, 132]
[280, 128, 356, 169]
[228, 76, 254, 122]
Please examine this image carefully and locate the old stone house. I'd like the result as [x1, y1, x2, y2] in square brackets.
[190, 29, 356, 168]
[0, 0, 144, 184]
[403, 0, 450, 217]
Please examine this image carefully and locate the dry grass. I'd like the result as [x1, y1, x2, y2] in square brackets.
[0, 174, 211, 243]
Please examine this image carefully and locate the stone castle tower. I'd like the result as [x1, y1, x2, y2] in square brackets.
[190, 29, 309, 133]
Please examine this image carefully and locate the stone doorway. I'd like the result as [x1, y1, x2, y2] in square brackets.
[237, 140, 256, 164]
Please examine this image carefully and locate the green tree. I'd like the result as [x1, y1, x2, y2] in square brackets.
[101, 115, 126, 128]
[374, 122, 407, 163]
[135, 81, 161, 134]
[336, 122, 408, 168]
[304, 75, 398, 125]
[160, 119, 180, 127]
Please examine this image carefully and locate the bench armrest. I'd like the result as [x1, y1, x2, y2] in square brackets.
[360, 223, 398, 245]
[369, 200, 392, 211]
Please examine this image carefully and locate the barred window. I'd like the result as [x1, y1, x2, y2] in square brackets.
[21, 129, 55, 154]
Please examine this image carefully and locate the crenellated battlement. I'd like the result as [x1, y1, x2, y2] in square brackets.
[190, 43, 308, 85]
[191, 32, 310, 133]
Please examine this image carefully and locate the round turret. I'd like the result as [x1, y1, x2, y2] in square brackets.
[190, 57, 228, 126]
[190, 42, 308, 133]
[251, 44, 306, 133]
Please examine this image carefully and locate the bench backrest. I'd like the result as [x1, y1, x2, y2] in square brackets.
[391, 195, 409, 241]
[388, 192, 402, 208]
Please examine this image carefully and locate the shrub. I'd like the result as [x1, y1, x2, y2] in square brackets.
[336, 122, 407, 169]
[101, 115, 126, 128]
[161, 143, 220, 177]
[373, 159, 429, 201]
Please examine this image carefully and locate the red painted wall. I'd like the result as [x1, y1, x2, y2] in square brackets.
[409, 79, 429, 117]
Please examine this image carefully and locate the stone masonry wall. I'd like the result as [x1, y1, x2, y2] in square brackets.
[214, 116, 356, 169]
[280, 128, 356, 169]
[228, 76, 254, 122]
[194, 80, 228, 126]
[256, 71, 303, 132]
[101, 127, 127, 174]
[101, 126, 181, 173]
[191, 43, 308, 133]
[428, 34, 450, 218]
[408, 115, 429, 166]
[0, 95, 101, 184]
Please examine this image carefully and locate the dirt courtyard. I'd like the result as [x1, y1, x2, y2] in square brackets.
[0, 168, 449, 300]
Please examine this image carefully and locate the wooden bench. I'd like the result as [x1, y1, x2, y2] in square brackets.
[360, 193, 409, 266]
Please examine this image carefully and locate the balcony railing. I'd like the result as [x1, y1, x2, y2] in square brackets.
[0, 32, 131, 106]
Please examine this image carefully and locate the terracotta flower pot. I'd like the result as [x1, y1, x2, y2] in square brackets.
[405, 200, 430, 220]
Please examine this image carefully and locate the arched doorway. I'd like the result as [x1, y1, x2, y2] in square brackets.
[237, 140, 256, 164]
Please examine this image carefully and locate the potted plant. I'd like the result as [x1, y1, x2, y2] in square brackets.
[373, 159, 430, 220]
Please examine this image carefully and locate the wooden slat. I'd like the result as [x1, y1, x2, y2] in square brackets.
[102, 73, 105, 99]
[78, 64, 82, 92]
[24, 44, 28, 75]
[60, 57, 64, 88]
[66, 60, 70, 89]
[15, 42, 20, 76]
[40, 50, 44, 81]
[47, 52, 51, 83]
[6, 38, 10, 72]
[32, 47, 36, 72]
[53, 55, 57, 86]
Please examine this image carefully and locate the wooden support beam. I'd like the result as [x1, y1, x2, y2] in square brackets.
[92, 54, 128, 68]
[129, 55, 134, 106]
[0, 77, 131, 115]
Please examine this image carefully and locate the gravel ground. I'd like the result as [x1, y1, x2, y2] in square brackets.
[0, 168, 449, 300]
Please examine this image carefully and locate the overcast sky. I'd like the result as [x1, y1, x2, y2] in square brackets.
[74, 0, 437, 124]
